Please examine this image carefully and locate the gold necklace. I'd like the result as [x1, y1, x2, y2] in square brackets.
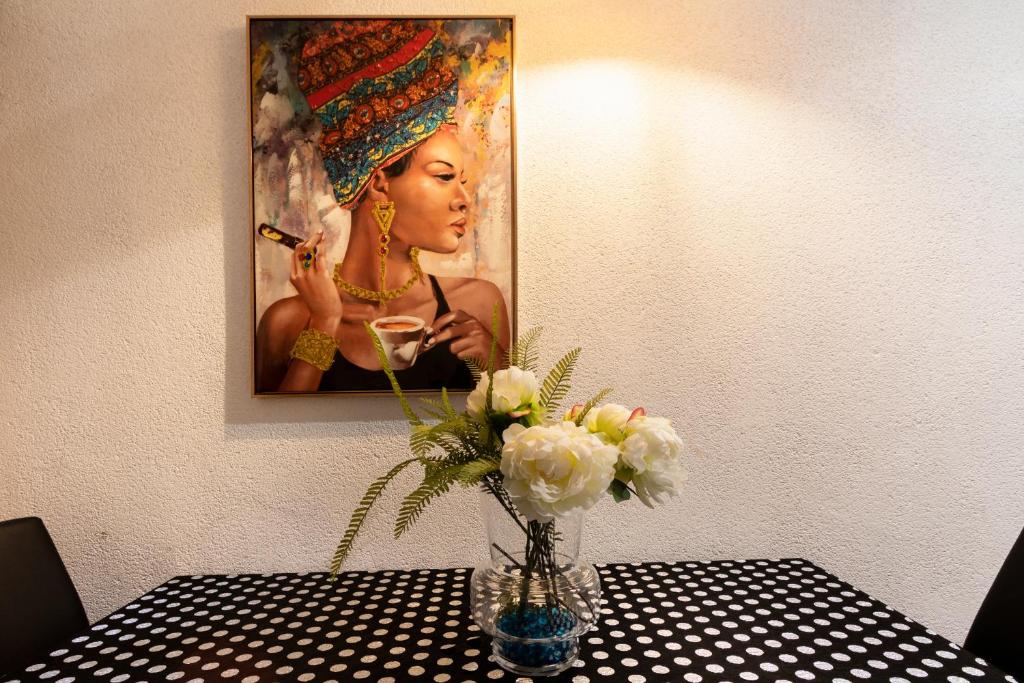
[333, 247, 423, 303]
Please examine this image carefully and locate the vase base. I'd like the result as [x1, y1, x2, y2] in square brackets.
[492, 637, 579, 677]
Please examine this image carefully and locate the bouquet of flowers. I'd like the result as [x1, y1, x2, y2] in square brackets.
[331, 314, 687, 675]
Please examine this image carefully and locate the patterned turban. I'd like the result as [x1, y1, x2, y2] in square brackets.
[295, 19, 459, 209]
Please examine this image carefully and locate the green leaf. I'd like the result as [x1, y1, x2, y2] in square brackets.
[508, 326, 542, 372]
[539, 347, 581, 417]
[609, 478, 632, 503]
[415, 400, 448, 423]
[409, 424, 435, 458]
[483, 303, 499, 415]
[456, 458, 500, 486]
[364, 322, 421, 426]
[464, 358, 484, 383]
[573, 387, 614, 426]
[330, 457, 419, 579]
[393, 465, 460, 539]
[418, 397, 446, 413]
[408, 414, 477, 460]
[440, 387, 458, 420]
[488, 303, 500, 374]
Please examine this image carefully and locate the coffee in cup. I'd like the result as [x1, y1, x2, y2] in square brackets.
[370, 316, 426, 370]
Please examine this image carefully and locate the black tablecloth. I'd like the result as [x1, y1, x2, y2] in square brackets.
[3, 559, 1013, 683]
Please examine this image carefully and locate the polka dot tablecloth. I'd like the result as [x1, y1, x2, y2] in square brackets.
[2, 559, 1014, 683]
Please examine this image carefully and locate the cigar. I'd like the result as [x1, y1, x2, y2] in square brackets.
[257, 223, 304, 249]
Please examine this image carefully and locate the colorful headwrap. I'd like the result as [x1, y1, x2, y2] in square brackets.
[295, 19, 459, 209]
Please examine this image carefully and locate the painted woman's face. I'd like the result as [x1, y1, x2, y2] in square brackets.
[385, 129, 470, 254]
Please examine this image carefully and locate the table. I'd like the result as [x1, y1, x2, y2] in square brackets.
[2, 559, 1014, 683]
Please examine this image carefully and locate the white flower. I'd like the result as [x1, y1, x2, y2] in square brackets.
[466, 367, 540, 420]
[620, 416, 686, 507]
[583, 403, 633, 444]
[499, 422, 619, 522]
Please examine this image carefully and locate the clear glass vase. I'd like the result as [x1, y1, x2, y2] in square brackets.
[470, 489, 602, 676]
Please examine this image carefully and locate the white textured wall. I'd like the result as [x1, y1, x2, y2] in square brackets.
[2, 0, 1022, 645]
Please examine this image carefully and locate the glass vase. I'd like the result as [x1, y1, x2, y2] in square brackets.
[470, 489, 602, 676]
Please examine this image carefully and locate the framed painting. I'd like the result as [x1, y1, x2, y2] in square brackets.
[249, 17, 516, 395]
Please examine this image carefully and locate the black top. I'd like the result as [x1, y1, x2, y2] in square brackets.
[2, 559, 1011, 682]
[318, 274, 474, 392]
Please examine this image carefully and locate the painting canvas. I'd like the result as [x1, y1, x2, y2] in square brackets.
[249, 17, 515, 394]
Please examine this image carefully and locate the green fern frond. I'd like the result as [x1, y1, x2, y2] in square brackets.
[484, 309, 499, 415]
[540, 347, 582, 416]
[446, 420, 499, 464]
[330, 457, 419, 579]
[419, 397, 445, 411]
[426, 416, 472, 440]
[393, 466, 460, 539]
[411, 429, 464, 461]
[464, 358, 484, 383]
[456, 458, 500, 486]
[488, 303, 500, 374]
[412, 415, 475, 456]
[430, 429, 482, 466]
[573, 387, 614, 426]
[364, 322, 421, 426]
[440, 388, 458, 420]
[417, 397, 449, 420]
[422, 458, 447, 480]
[508, 326, 543, 372]
[410, 424, 436, 458]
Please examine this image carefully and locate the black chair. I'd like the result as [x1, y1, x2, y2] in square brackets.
[964, 525, 1024, 679]
[0, 517, 89, 675]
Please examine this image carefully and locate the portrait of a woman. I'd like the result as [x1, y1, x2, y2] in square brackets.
[250, 18, 514, 393]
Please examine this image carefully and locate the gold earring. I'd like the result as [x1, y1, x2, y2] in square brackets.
[372, 201, 396, 295]
[333, 200, 422, 302]
[372, 201, 396, 241]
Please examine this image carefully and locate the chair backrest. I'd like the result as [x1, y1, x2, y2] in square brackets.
[964, 525, 1024, 679]
[0, 517, 89, 675]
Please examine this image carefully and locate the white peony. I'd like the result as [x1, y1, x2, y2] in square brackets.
[620, 416, 686, 507]
[466, 367, 540, 421]
[499, 422, 619, 522]
[583, 403, 633, 444]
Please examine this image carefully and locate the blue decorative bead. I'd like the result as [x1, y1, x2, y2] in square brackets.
[495, 605, 577, 668]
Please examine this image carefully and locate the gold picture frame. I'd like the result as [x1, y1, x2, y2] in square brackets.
[248, 16, 517, 396]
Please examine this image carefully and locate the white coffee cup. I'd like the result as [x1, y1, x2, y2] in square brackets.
[370, 316, 427, 370]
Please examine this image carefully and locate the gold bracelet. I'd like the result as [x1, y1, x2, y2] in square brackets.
[289, 329, 337, 372]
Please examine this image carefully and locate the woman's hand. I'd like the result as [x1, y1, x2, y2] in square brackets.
[290, 230, 342, 333]
[424, 310, 501, 364]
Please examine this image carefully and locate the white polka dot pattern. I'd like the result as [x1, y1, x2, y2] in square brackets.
[0, 560, 1015, 682]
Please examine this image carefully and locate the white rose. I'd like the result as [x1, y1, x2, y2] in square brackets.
[466, 367, 540, 421]
[499, 421, 619, 522]
[620, 416, 686, 507]
[583, 403, 633, 444]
